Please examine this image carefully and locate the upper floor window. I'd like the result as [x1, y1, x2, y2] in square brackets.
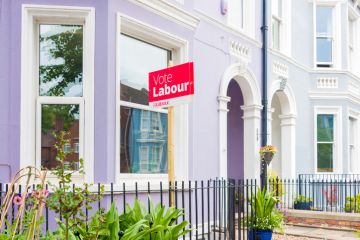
[348, 6, 360, 75]
[227, 0, 255, 37]
[316, 6, 334, 67]
[228, 0, 244, 30]
[272, 0, 282, 51]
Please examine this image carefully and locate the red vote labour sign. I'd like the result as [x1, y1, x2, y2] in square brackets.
[149, 62, 194, 108]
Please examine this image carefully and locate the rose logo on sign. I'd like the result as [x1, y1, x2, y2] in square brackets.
[149, 62, 194, 108]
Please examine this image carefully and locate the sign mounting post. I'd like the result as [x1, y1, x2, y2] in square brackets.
[149, 62, 194, 206]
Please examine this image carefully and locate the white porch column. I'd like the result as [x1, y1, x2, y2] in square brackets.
[218, 95, 231, 178]
[279, 114, 297, 179]
[241, 104, 262, 180]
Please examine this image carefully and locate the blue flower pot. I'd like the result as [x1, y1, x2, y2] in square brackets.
[248, 230, 273, 240]
[294, 201, 312, 210]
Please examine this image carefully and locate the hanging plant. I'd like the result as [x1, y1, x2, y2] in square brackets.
[260, 145, 277, 165]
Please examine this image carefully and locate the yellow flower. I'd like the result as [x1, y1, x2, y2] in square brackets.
[259, 145, 277, 154]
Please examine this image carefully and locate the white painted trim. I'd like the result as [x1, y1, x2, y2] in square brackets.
[348, 108, 360, 173]
[116, 14, 189, 184]
[218, 63, 262, 180]
[127, 0, 199, 30]
[308, 91, 360, 105]
[20, 4, 95, 182]
[269, 80, 297, 178]
[313, 106, 342, 174]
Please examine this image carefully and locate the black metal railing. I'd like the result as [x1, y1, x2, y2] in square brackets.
[0, 179, 258, 240]
[269, 177, 360, 213]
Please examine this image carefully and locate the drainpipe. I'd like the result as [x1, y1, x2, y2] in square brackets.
[260, 0, 269, 190]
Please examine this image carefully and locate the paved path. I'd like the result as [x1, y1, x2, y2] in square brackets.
[274, 225, 359, 240]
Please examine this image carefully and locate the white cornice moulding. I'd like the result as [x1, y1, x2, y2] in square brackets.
[308, 91, 360, 105]
[128, 0, 199, 30]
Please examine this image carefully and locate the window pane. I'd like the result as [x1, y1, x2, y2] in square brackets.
[317, 143, 333, 172]
[272, 19, 280, 50]
[316, 38, 332, 63]
[41, 104, 80, 170]
[120, 106, 168, 173]
[120, 34, 170, 105]
[39, 25, 83, 97]
[228, 0, 244, 29]
[316, 6, 332, 35]
[317, 114, 334, 142]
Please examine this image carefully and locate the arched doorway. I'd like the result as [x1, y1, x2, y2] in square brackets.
[218, 63, 262, 180]
[269, 81, 297, 179]
[227, 79, 244, 180]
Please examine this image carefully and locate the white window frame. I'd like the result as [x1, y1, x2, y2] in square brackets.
[348, 108, 360, 173]
[227, 0, 255, 38]
[270, 0, 291, 55]
[348, 5, 360, 76]
[314, 106, 342, 174]
[116, 14, 189, 184]
[21, 5, 95, 182]
[313, 0, 341, 69]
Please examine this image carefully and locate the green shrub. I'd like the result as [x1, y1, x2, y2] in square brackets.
[245, 188, 284, 231]
[294, 195, 313, 204]
[344, 194, 360, 213]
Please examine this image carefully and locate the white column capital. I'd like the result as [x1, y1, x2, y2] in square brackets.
[279, 114, 297, 126]
[241, 104, 263, 120]
[218, 95, 231, 113]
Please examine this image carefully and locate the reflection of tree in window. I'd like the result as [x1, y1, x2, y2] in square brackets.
[39, 25, 83, 97]
[41, 104, 80, 170]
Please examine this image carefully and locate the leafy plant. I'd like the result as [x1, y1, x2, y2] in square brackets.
[46, 131, 104, 240]
[294, 195, 313, 204]
[344, 194, 360, 213]
[119, 198, 190, 240]
[245, 188, 284, 231]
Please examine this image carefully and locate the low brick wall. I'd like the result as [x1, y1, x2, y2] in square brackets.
[284, 209, 360, 230]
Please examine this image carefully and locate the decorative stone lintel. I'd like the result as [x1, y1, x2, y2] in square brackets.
[218, 95, 231, 112]
[279, 114, 297, 126]
[241, 104, 263, 120]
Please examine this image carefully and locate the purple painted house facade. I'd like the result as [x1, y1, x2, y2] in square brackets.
[0, 0, 266, 184]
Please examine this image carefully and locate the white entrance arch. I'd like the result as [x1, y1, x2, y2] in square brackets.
[269, 80, 297, 179]
[218, 63, 262, 180]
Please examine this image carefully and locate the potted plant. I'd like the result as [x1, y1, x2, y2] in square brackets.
[260, 145, 277, 165]
[294, 195, 313, 210]
[246, 188, 284, 240]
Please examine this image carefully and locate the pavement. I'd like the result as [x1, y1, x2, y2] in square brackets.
[275, 225, 359, 240]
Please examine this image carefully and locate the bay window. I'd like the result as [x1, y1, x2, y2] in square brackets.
[119, 34, 169, 174]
